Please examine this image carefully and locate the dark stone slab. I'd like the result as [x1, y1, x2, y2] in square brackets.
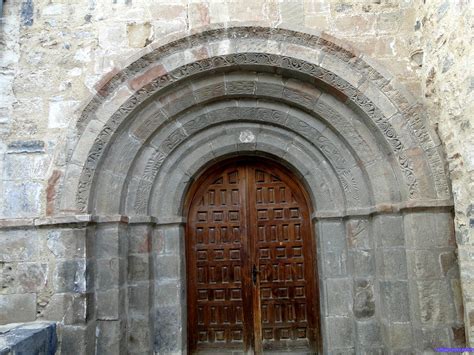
[20, 0, 34, 26]
[7, 140, 44, 154]
[0, 322, 57, 354]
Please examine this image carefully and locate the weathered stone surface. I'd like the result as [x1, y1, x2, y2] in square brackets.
[353, 280, 375, 319]
[6, 140, 44, 154]
[416, 279, 456, 325]
[383, 322, 413, 349]
[154, 306, 182, 353]
[46, 229, 86, 259]
[1, 262, 47, 293]
[373, 215, 404, 247]
[351, 249, 375, 277]
[0, 322, 57, 355]
[327, 316, 355, 349]
[379, 248, 408, 279]
[380, 281, 410, 322]
[0, 1, 470, 352]
[404, 212, 455, 248]
[0, 294, 36, 323]
[325, 278, 353, 316]
[356, 320, 382, 347]
[54, 260, 86, 293]
[0, 229, 39, 262]
[60, 324, 95, 355]
[96, 320, 126, 354]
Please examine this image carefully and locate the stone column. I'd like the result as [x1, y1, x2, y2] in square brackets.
[316, 218, 355, 353]
[404, 210, 463, 351]
[127, 219, 154, 354]
[151, 221, 186, 354]
[94, 216, 129, 354]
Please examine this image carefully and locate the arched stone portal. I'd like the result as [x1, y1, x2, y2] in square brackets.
[53, 25, 461, 353]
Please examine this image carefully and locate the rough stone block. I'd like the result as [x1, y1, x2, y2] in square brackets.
[416, 280, 456, 325]
[46, 229, 86, 259]
[0, 322, 57, 354]
[373, 215, 404, 247]
[327, 316, 355, 349]
[54, 259, 86, 293]
[128, 254, 149, 282]
[404, 212, 455, 248]
[153, 255, 180, 280]
[356, 320, 382, 347]
[322, 251, 348, 277]
[346, 218, 372, 250]
[41, 293, 87, 325]
[128, 317, 151, 353]
[154, 306, 182, 353]
[95, 224, 128, 259]
[380, 281, 410, 322]
[129, 284, 150, 315]
[414, 327, 450, 351]
[4, 152, 50, 180]
[379, 248, 407, 279]
[6, 140, 44, 154]
[0, 229, 39, 262]
[351, 249, 375, 277]
[354, 280, 375, 319]
[325, 278, 353, 316]
[96, 320, 126, 354]
[0, 293, 36, 323]
[155, 281, 181, 307]
[128, 225, 151, 254]
[96, 288, 124, 320]
[96, 258, 126, 290]
[319, 220, 346, 252]
[60, 324, 95, 355]
[383, 322, 413, 349]
[1, 262, 47, 293]
[3, 181, 42, 217]
[409, 249, 441, 279]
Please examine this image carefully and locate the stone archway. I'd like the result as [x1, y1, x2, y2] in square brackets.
[53, 25, 461, 354]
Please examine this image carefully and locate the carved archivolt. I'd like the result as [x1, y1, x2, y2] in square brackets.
[61, 26, 450, 213]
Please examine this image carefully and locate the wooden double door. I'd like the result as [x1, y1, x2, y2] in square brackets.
[186, 159, 320, 354]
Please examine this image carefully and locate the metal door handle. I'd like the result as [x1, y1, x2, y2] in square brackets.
[252, 265, 259, 285]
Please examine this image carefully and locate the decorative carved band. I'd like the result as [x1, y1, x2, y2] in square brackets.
[77, 53, 420, 211]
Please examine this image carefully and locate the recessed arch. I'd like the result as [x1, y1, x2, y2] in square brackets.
[50, 25, 458, 354]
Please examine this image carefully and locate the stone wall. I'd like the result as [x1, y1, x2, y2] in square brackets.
[0, 0, 472, 353]
[414, 1, 474, 344]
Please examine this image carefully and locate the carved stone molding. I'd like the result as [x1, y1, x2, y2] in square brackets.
[60, 26, 449, 213]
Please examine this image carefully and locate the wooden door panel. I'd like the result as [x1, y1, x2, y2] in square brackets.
[187, 161, 320, 354]
[188, 166, 251, 351]
[249, 167, 316, 351]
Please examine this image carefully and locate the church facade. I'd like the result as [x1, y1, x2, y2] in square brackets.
[0, 1, 472, 354]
